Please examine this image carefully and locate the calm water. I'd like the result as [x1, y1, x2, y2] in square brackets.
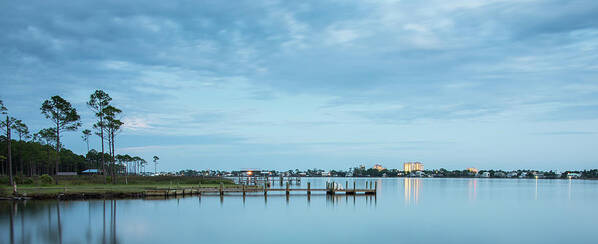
[2, 178, 598, 244]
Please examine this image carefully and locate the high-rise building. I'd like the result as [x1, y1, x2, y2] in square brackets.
[403, 162, 424, 172]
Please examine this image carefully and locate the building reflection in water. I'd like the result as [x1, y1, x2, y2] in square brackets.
[468, 179, 477, 201]
[404, 178, 422, 205]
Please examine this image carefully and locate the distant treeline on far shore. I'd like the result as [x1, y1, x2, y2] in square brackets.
[174, 168, 598, 179]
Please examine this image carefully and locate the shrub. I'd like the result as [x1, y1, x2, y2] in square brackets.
[22, 178, 34, 184]
[14, 176, 34, 185]
[0, 176, 8, 185]
[40, 174, 54, 185]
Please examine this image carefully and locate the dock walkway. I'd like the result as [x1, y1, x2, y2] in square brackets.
[144, 181, 377, 197]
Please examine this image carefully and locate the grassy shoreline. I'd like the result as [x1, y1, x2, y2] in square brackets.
[0, 175, 237, 200]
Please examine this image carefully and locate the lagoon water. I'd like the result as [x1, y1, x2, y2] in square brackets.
[2, 178, 598, 244]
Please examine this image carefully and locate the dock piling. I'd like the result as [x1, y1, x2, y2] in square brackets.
[219, 182, 224, 196]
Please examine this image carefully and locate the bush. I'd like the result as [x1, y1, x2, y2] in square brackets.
[22, 178, 34, 184]
[14, 176, 34, 185]
[0, 176, 8, 185]
[40, 174, 54, 185]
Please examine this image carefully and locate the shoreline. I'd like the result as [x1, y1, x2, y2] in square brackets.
[3, 176, 596, 201]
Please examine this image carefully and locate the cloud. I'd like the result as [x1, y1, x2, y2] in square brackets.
[2, 0, 598, 170]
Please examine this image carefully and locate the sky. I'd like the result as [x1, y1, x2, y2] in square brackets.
[1, 0, 597, 171]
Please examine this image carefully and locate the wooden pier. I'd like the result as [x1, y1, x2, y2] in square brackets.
[143, 181, 377, 197]
[231, 176, 302, 185]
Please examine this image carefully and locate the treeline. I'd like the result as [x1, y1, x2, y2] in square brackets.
[0, 137, 85, 176]
[0, 137, 150, 177]
[1, 91, 157, 186]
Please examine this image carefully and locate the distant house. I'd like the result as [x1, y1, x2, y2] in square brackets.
[321, 171, 331, 177]
[373, 164, 385, 171]
[478, 172, 490, 178]
[567, 173, 582, 179]
[507, 172, 518, 178]
[494, 172, 506, 178]
[80, 169, 101, 175]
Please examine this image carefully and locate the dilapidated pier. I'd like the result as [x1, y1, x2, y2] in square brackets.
[144, 181, 377, 197]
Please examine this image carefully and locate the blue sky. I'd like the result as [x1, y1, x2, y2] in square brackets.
[1, 0, 597, 171]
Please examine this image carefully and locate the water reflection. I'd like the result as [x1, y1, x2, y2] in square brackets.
[535, 178, 538, 200]
[404, 178, 422, 205]
[326, 194, 377, 206]
[3, 179, 598, 244]
[1, 200, 126, 244]
[468, 179, 477, 201]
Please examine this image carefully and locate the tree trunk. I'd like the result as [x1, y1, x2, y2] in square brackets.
[56, 123, 60, 175]
[55, 121, 60, 185]
[6, 116, 13, 187]
[111, 131, 116, 184]
[101, 121, 106, 184]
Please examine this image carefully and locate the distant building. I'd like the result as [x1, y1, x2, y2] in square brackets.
[507, 171, 518, 178]
[494, 172, 506, 178]
[532, 172, 544, 179]
[567, 173, 581, 179]
[373, 164, 385, 171]
[321, 171, 331, 177]
[404, 162, 424, 172]
[478, 172, 490, 178]
[80, 169, 101, 175]
[359, 165, 366, 170]
[467, 168, 479, 174]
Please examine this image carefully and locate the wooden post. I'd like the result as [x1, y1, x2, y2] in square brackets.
[219, 182, 223, 196]
[353, 181, 356, 192]
[331, 181, 336, 195]
[243, 184, 246, 196]
[286, 182, 290, 196]
[264, 183, 268, 196]
[307, 182, 311, 195]
[375, 181, 378, 194]
[346, 181, 348, 190]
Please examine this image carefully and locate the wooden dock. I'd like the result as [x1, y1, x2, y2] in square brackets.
[143, 181, 377, 197]
[232, 176, 302, 185]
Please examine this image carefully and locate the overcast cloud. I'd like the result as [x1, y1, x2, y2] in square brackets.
[1, 0, 597, 171]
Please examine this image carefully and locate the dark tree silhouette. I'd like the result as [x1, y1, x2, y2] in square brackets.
[41, 95, 81, 175]
[88, 90, 112, 183]
[82, 129, 91, 153]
